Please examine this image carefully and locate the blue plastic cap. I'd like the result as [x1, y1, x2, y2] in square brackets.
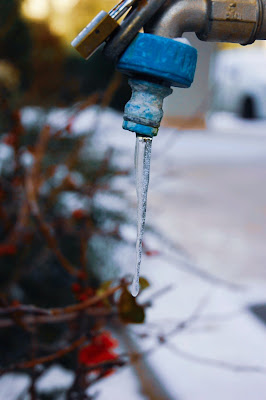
[123, 120, 158, 137]
[117, 33, 197, 88]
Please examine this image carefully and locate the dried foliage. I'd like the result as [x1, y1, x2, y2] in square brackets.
[0, 74, 150, 399]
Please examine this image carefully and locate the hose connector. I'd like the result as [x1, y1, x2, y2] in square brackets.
[117, 33, 198, 137]
[123, 79, 172, 137]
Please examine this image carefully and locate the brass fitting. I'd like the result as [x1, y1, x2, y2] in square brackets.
[146, 0, 266, 45]
[198, 0, 264, 45]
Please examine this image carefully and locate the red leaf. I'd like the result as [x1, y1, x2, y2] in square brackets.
[78, 331, 118, 367]
[77, 270, 87, 280]
[11, 299, 21, 306]
[92, 332, 118, 349]
[71, 283, 81, 293]
[78, 293, 89, 302]
[85, 288, 94, 297]
[79, 346, 117, 366]
[145, 250, 160, 257]
[0, 244, 17, 256]
[3, 133, 17, 146]
[72, 209, 86, 220]
[12, 110, 21, 122]
[0, 189, 5, 200]
[76, 287, 95, 302]
[12, 177, 22, 187]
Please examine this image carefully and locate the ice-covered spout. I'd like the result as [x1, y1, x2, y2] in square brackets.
[123, 79, 172, 138]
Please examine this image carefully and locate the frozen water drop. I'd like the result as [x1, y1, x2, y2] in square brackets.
[131, 274, 140, 297]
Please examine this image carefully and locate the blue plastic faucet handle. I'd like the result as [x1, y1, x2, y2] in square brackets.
[117, 33, 197, 88]
[116, 33, 198, 137]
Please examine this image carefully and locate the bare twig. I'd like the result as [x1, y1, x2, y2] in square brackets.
[130, 295, 266, 375]
[0, 283, 123, 329]
[0, 307, 115, 329]
[1, 336, 87, 374]
[25, 168, 80, 277]
[146, 228, 244, 291]
[85, 358, 127, 373]
[0, 305, 50, 316]
[166, 343, 266, 374]
[142, 284, 174, 307]
[100, 71, 122, 108]
[52, 284, 122, 316]
[166, 296, 209, 338]
[80, 233, 89, 279]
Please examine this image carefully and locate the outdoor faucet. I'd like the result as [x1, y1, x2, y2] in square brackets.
[71, 0, 266, 295]
[72, 0, 266, 137]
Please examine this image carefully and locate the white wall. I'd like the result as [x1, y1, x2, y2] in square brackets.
[164, 34, 215, 117]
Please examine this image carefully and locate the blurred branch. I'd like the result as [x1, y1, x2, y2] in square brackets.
[130, 296, 266, 375]
[0, 283, 123, 328]
[166, 343, 266, 374]
[141, 284, 174, 307]
[84, 358, 127, 373]
[87, 359, 127, 387]
[0, 307, 114, 329]
[80, 233, 89, 280]
[1, 336, 87, 373]
[135, 295, 208, 342]
[165, 296, 209, 338]
[31, 125, 50, 188]
[147, 228, 244, 291]
[3, 200, 30, 247]
[25, 126, 80, 277]
[0, 304, 50, 316]
[89, 148, 114, 194]
[100, 71, 122, 108]
[52, 284, 122, 316]
[5, 248, 51, 293]
[25, 171, 80, 277]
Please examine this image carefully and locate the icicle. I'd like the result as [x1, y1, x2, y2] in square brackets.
[131, 136, 152, 297]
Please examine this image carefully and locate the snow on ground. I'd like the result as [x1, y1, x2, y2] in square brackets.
[208, 111, 266, 135]
[90, 364, 150, 400]
[94, 109, 266, 400]
[125, 113, 266, 400]
[0, 374, 30, 400]
[36, 365, 74, 394]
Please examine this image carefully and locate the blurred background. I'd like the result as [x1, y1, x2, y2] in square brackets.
[0, 1, 266, 399]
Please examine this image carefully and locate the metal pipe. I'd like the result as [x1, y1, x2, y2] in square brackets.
[197, 0, 263, 45]
[145, 0, 266, 45]
[257, 0, 266, 38]
[104, 0, 266, 61]
[145, 0, 208, 38]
